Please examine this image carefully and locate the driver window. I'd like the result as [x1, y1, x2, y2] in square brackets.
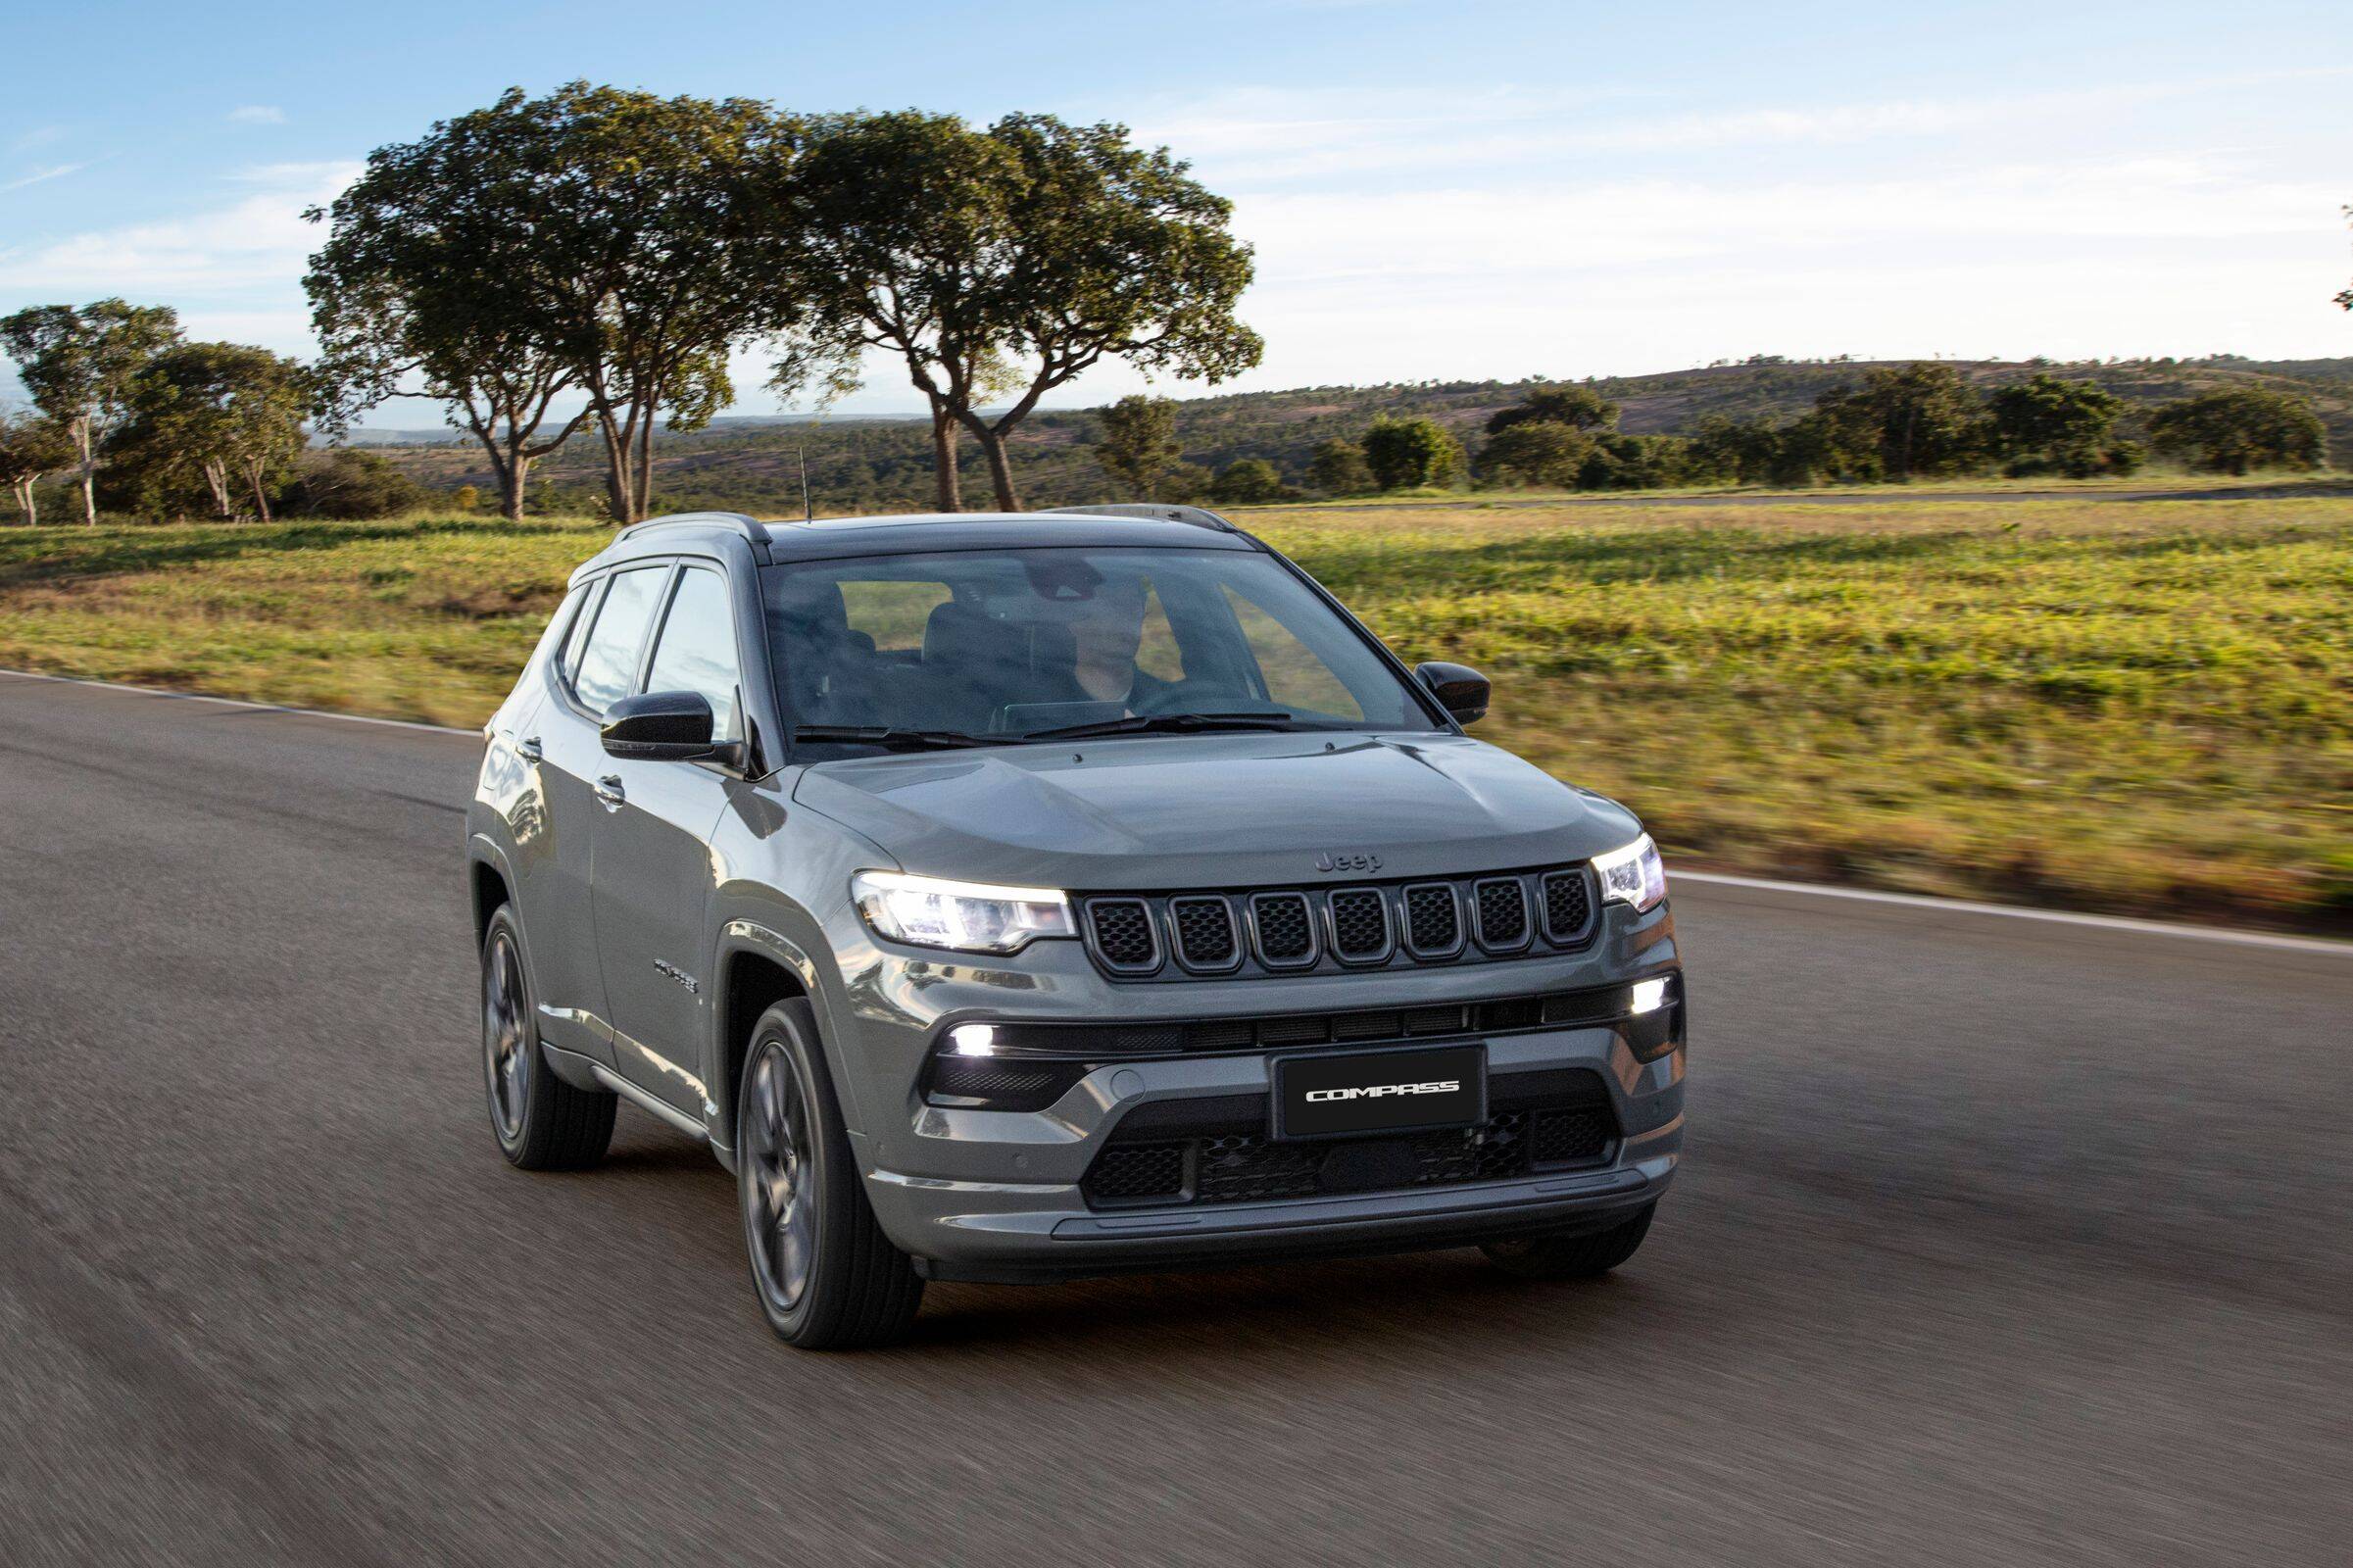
[644, 567, 744, 744]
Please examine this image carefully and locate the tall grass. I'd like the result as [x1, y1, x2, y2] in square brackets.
[1, 498, 2345, 925]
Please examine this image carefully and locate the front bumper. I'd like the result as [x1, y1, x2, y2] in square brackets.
[840, 908, 1686, 1279]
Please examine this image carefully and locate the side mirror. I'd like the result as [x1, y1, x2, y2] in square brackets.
[1414, 661, 1491, 726]
[602, 690, 719, 760]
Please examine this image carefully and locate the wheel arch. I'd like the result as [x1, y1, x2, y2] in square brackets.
[711, 920, 825, 1158]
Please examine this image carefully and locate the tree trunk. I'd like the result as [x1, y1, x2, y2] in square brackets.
[202, 458, 234, 518]
[971, 421, 1019, 512]
[631, 410, 656, 522]
[246, 459, 272, 523]
[929, 403, 962, 513]
[504, 453, 530, 522]
[73, 416, 96, 525]
[12, 478, 32, 525]
[598, 412, 637, 524]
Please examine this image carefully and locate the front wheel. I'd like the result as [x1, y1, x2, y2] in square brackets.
[481, 905, 614, 1170]
[1481, 1202, 1656, 1280]
[737, 1001, 924, 1349]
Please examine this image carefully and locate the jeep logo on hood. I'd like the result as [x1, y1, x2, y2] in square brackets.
[1314, 851, 1383, 873]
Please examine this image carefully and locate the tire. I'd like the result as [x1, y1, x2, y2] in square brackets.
[481, 904, 614, 1171]
[736, 1001, 924, 1349]
[1481, 1201, 1656, 1281]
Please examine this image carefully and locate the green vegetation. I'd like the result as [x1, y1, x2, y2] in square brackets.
[3, 494, 2344, 928]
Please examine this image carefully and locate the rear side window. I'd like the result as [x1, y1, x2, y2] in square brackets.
[571, 566, 668, 714]
[644, 567, 743, 744]
[557, 579, 605, 687]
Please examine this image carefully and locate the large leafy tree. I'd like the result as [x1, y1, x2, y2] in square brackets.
[307, 103, 592, 522]
[1486, 384, 1619, 435]
[1813, 363, 1986, 480]
[775, 111, 1260, 512]
[1986, 373, 2126, 476]
[110, 343, 313, 520]
[1093, 393, 1185, 497]
[2147, 388, 2327, 474]
[1305, 436, 1373, 496]
[313, 83, 816, 524]
[1478, 421, 1597, 488]
[0, 409, 75, 524]
[1361, 416, 1464, 490]
[0, 300, 181, 524]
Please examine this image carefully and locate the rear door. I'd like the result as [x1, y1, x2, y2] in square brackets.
[591, 562, 746, 1117]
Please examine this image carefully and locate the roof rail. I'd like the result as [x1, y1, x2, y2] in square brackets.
[613, 511, 772, 563]
[1052, 503, 1236, 532]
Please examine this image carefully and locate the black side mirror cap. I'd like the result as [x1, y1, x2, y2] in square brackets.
[602, 690, 721, 760]
[1413, 661, 1491, 725]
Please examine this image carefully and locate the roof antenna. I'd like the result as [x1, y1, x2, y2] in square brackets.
[796, 447, 813, 523]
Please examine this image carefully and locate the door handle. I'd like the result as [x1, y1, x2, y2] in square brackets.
[593, 774, 626, 809]
[516, 736, 543, 762]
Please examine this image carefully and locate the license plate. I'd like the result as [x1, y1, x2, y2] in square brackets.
[1274, 1044, 1487, 1141]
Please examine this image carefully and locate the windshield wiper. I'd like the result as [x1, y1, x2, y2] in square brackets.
[1016, 711, 1299, 742]
[791, 724, 999, 753]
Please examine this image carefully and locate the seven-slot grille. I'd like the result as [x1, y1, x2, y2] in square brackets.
[1079, 862, 1601, 979]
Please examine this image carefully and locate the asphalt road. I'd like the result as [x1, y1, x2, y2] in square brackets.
[2, 670, 2346, 1568]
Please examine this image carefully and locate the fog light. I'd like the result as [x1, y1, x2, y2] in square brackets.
[948, 1023, 998, 1056]
[1629, 977, 1671, 1015]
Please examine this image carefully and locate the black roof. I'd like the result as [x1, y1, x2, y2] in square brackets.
[590, 508, 1254, 574]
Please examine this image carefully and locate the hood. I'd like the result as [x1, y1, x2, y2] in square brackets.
[790, 731, 1639, 889]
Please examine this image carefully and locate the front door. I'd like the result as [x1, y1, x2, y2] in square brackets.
[591, 564, 746, 1119]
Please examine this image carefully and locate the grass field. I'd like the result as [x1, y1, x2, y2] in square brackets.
[2, 493, 2346, 928]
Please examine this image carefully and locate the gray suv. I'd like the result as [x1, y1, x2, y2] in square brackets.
[466, 506, 1685, 1348]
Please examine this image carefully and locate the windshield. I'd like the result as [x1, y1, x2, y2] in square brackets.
[762, 546, 1442, 757]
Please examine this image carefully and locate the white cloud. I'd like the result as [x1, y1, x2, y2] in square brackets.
[1, 162, 92, 193]
[227, 105, 287, 125]
[0, 163, 357, 326]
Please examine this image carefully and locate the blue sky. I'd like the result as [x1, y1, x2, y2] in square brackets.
[3, 0, 2350, 421]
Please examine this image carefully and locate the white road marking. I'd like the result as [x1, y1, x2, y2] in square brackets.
[7, 666, 2343, 956]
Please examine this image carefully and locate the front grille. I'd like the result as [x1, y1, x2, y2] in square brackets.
[1328, 888, 1391, 961]
[1170, 896, 1241, 971]
[1474, 877, 1530, 950]
[1250, 893, 1316, 966]
[1082, 1070, 1617, 1208]
[1088, 898, 1159, 971]
[1402, 883, 1462, 956]
[1078, 857, 1617, 981]
[1542, 869, 1595, 946]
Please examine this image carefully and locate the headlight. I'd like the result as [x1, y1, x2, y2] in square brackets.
[1592, 833, 1667, 912]
[851, 870, 1075, 955]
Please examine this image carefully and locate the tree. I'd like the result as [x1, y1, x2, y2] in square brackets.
[285, 448, 424, 518]
[1477, 421, 1595, 487]
[0, 300, 181, 523]
[1686, 416, 1783, 485]
[0, 409, 74, 524]
[1209, 457, 1287, 505]
[1486, 384, 1619, 435]
[2147, 389, 2328, 474]
[1812, 363, 1985, 480]
[774, 111, 1261, 512]
[109, 343, 313, 519]
[306, 99, 594, 523]
[1986, 373, 2125, 476]
[318, 84, 820, 524]
[1305, 436, 1373, 496]
[1093, 394, 1185, 497]
[1361, 416, 1464, 490]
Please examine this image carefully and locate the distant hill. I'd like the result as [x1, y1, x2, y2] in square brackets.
[373, 354, 2353, 514]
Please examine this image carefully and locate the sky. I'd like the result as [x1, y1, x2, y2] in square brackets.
[3, 0, 2350, 423]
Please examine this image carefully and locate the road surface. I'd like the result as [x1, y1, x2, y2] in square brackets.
[2, 671, 2345, 1567]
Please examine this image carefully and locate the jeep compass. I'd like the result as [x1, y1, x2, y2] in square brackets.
[466, 504, 1685, 1348]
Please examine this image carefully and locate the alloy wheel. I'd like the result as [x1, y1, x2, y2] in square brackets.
[742, 1044, 816, 1311]
[483, 930, 530, 1141]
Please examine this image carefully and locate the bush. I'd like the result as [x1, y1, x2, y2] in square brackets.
[1477, 422, 1594, 488]
[1361, 416, 1465, 490]
[1210, 458, 1290, 505]
[2147, 389, 2328, 474]
[1305, 437, 1373, 496]
[452, 483, 481, 512]
[284, 448, 423, 518]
